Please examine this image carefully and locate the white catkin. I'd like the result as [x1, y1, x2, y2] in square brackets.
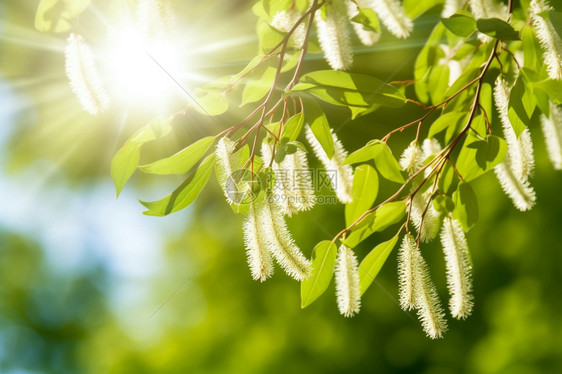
[442, 0, 466, 18]
[440, 215, 474, 319]
[530, 0, 562, 80]
[422, 138, 442, 160]
[422, 138, 443, 178]
[315, 0, 353, 70]
[541, 101, 562, 170]
[243, 203, 274, 281]
[412, 248, 448, 339]
[258, 197, 312, 280]
[398, 234, 418, 310]
[494, 160, 537, 211]
[305, 125, 354, 203]
[408, 191, 441, 243]
[215, 137, 237, 205]
[137, 0, 175, 40]
[367, 0, 413, 39]
[494, 77, 535, 180]
[469, 0, 508, 20]
[335, 245, 361, 317]
[347, 0, 381, 46]
[261, 143, 316, 216]
[271, 9, 306, 48]
[65, 33, 109, 115]
[438, 44, 469, 87]
[399, 141, 424, 175]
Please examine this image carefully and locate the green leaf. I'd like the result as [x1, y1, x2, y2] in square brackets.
[433, 194, 455, 214]
[343, 201, 406, 248]
[428, 64, 451, 105]
[257, 19, 286, 53]
[350, 8, 380, 34]
[453, 182, 479, 231]
[263, 0, 292, 18]
[444, 68, 480, 100]
[404, 0, 443, 19]
[533, 79, 562, 105]
[242, 65, 276, 105]
[303, 99, 334, 158]
[359, 234, 399, 295]
[300, 241, 338, 308]
[476, 18, 520, 41]
[428, 112, 466, 139]
[139, 136, 215, 175]
[291, 71, 406, 119]
[345, 165, 379, 226]
[456, 120, 507, 182]
[508, 76, 535, 137]
[230, 55, 266, 84]
[372, 142, 405, 183]
[35, 0, 90, 33]
[111, 117, 172, 197]
[345, 140, 404, 183]
[193, 89, 229, 116]
[414, 23, 446, 103]
[479, 82, 493, 125]
[442, 14, 477, 37]
[281, 112, 305, 142]
[141, 154, 216, 216]
[521, 26, 541, 71]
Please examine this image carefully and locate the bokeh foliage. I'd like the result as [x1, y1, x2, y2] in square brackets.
[1, 0, 562, 373]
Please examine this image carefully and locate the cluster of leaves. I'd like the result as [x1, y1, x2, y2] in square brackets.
[39, 0, 562, 335]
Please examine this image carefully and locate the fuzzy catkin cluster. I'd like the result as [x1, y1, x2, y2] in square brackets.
[261, 143, 316, 216]
[541, 102, 562, 170]
[398, 235, 448, 339]
[243, 197, 313, 281]
[530, 0, 562, 80]
[335, 245, 361, 317]
[493, 77, 537, 211]
[440, 215, 474, 319]
[218, 134, 319, 282]
[305, 125, 354, 203]
[313, 0, 412, 70]
[65, 33, 109, 115]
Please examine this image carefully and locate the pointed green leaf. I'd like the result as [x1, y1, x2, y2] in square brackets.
[456, 118, 507, 182]
[193, 89, 229, 116]
[359, 234, 399, 295]
[453, 182, 479, 231]
[291, 71, 406, 118]
[345, 165, 379, 226]
[372, 142, 405, 183]
[442, 14, 477, 37]
[404, 0, 442, 19]
[345, 140, 404, 183]
[350, 8, 380, 33]
[428, 112, 466, 139]
[281, 112, 305, 142]
[242, 65, 277, 105]
[343, 201, 406, 248]
[140, 136, 215, 175]
[300, 241, 338, 308]
[111, 117, 172, 197]
[476, 18, 520, 41]
[141, 154, 216, 216]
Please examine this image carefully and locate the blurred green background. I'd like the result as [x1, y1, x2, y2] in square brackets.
[1, 1, 562, 373]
